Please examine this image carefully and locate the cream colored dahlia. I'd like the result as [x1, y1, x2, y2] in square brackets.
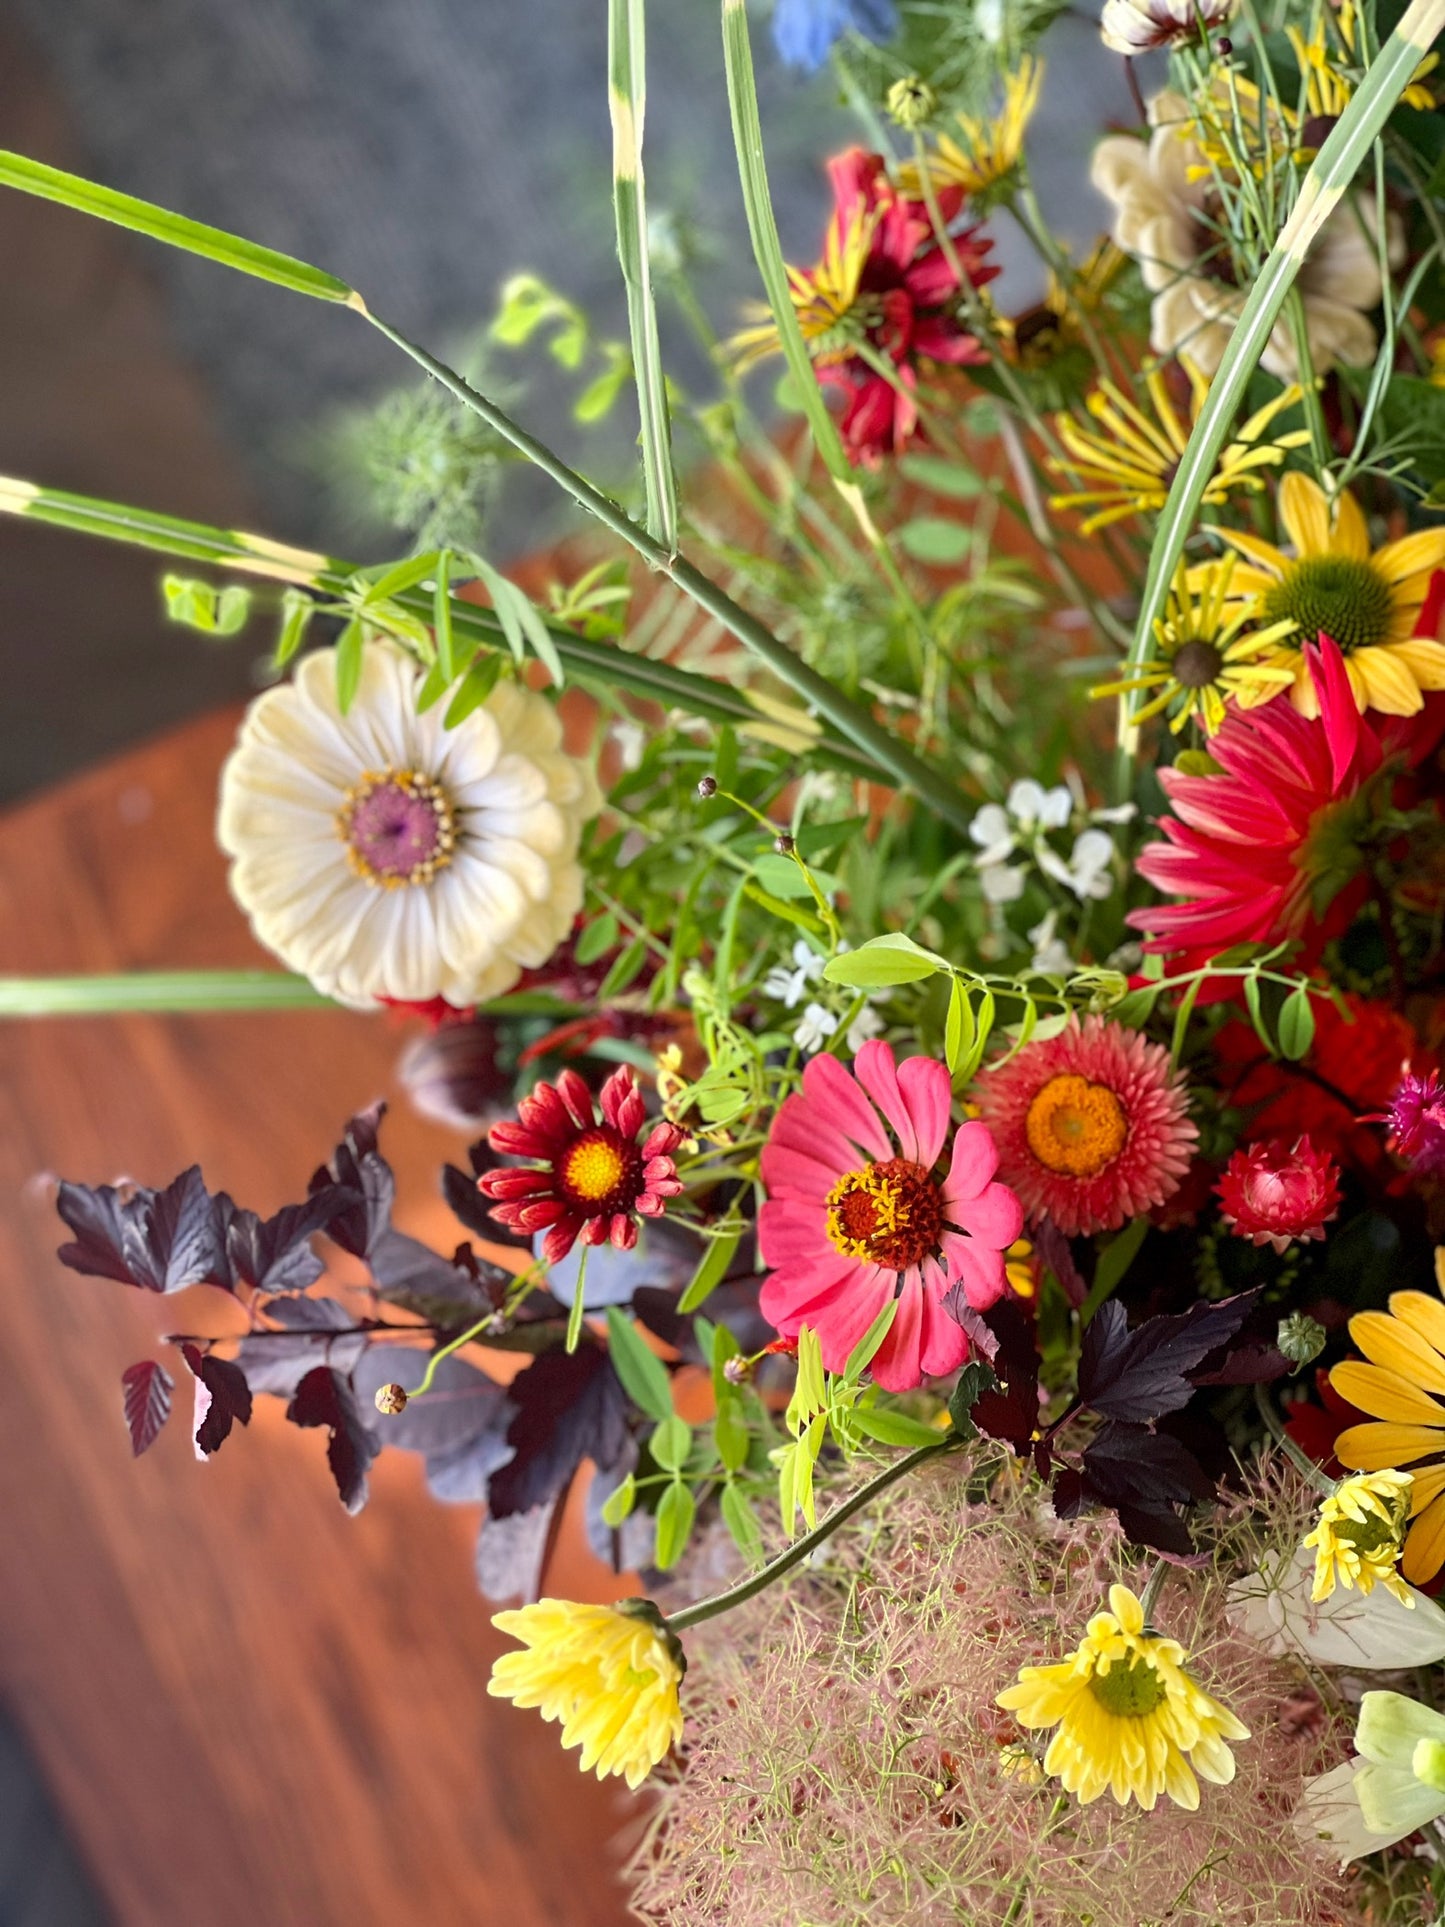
[1091, 90, 1398, 379]
[217, 641, 600, 1008]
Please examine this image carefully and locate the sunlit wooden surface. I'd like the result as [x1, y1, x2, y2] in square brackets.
[0, 710, 639, 1926]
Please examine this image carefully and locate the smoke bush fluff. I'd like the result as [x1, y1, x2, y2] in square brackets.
[629, 1458, 1351, 1927]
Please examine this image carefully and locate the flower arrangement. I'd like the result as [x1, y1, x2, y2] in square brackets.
[9, 0, 1445, 1917]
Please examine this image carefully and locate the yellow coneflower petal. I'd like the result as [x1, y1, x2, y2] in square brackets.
[1279, 471, 1334, 558]
[1350, 1312, 1445, 1393]
[1355, 646, 1428, 715]
[1212, 528, 1289, 582]
[1330, 484, 1372, 562]
[1374, 528, 1445, 586]
[1390, 1292, 1445, 1359]
[1388, 639, 1445, 688]
[1408, 1462, 1445, 1517]
[1405, 1493, 1445, 1584]
[1335, 1421, 1445, 1470]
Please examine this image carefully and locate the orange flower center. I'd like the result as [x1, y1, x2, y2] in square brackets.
[825, 1157, 944, 1270]
[1025, 1073, 1128, 1178]
[558, 1128, 639, 1209]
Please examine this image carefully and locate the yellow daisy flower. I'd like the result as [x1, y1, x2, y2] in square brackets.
[1302, 1469, 1415, 1607]
[1331, 1278, 1445, 1587]
[996, 1582, 1249, 1811]
[728, 203, 875, 374]
[1207, 471, 1445, 717]
[488, 1597, 685, 1789]
[1090, 556, 1297, 735]
[895, 58, 1044, 202]
[1049, 361, 1309, 534]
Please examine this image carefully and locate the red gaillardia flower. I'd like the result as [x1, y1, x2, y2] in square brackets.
[1129, 636, 1445, 971]
[1370, 1068, 1445, 1179]
[757, 1042, 1022, 1392]
[480, 1066, 685, 1264]
[1216, 1136, 1341, 1253]
[974, 1016, 1197, 1236]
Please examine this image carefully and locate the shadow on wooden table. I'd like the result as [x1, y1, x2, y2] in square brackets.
[0, 710, 641, 1925]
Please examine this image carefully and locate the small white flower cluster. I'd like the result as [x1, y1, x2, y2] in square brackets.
[968, 778, 1135, 970]
[762, 940, 885, 1056]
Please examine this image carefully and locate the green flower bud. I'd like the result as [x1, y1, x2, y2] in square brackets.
[886, 77, 938, 131]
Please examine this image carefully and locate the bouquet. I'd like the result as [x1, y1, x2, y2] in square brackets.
[11, 0, 1445, 1917]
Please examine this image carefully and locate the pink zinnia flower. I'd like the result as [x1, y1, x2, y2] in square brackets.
[480, 1066, 684, 1263]
[1370, 1067, 1445, 1177]
[1129, 636, 1445, 970]
[757, 1041, 1022, 1392]
[1216, 1136, 1341, 1252]
[973, 1016, 1197, 1236]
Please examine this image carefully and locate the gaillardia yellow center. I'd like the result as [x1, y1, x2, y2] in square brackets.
[1025, 1073, 1129, 1177]
[825, 1158, 944, 1270]
[558, 1128, 641, 1211]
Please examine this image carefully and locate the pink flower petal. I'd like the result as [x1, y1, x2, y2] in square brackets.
[758, 1252, 864, 1331]
[940, 1119, 1002, 1205]
[800, 1053, 891, 1162]
[812, 1277, 898, 1378]
[871, 1280, 925, 1392]
[946, 1180, 1024, 1252]
[918, 1267, 971, 1379]
[940, 1231, 1008, 1311]
[896, 1055, 953, 1168]
[758, 1196, 836, 1267]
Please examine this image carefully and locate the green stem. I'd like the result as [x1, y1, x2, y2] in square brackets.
[668, 1436, 960, 1632]
[565, 1246, 590, 1354]
[0, 971, 332, 1016]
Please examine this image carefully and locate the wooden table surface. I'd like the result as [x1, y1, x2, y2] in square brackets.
[0, 709, 641, 1925]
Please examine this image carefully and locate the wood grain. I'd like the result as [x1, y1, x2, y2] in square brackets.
[0, 711, 640, 1925]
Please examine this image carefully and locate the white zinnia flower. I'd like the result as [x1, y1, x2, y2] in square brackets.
[218, 642, 600, 1008]
[1099, 0, 1235, 55]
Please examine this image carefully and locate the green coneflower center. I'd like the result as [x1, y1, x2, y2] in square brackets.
[338, 766, 456, 888]
[1262, 555, 1394, 653]
[825, 1157, 943, 1270]
[1088, 1653, 1167, 1719]
[1171, 638, 1225, 689]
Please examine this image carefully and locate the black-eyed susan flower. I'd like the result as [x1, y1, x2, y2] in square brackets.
[895, 58, 1043, 203]
[1302, 1470, 1415, 1606]
[1207, 472, 1445, 717]
[488, 1597, 685, 1789]
[1050, 363, 1309, 535]
[1331, 1283, 1445, 1586]
[996, 1583, 1249, 1810]
[1092, 557, 1297, 735]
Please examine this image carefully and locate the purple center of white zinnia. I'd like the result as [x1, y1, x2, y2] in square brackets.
[338, 766, 456, 887]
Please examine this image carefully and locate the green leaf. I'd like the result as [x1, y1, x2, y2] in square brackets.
[273, 588, 314, 667]
[897, 454, 986, 499]
[1380, 375, 1445, 485]
[947, 1359, 997, 1440]
[752, 852, 832, 900]
[333, 618, 364, 713]
[1110, 985, 1161, 1029]
[841, 1299, 899, 1383]
[654, 1479, 696, 1570]
[162, 575, 252, 635]
[897, 517, 973, 566]
[851, 1404, 947, 1449]
[649, 1414, 693, 1472]
[604, 1304, 674, 1422]
[596, 935, 649, 1001]
[823, 933, 944, 989]
[710, 1321, 742, 1402]
[1278, 983, 1317, 1061]
[600, 1471, 636, 1526]
[679, 1216, 744, 1315]
[1080, 1216, 1149, 1324]
[0, 150, 356, 302]
[471, 556, 565, 687]
[956, 987, 996, 1082]
[945, 977, 976, 1079]
[575, 911, 620, 965]
[433, 550, 455, 683]
[442, 652, 503, 727]
[720, 1481, 763, 1565]
[714, 1395, 750, 1474]
[1169, 975, 1202, 1067]
[358, 551, 441, 607]
[1244, 972, 1273, 1054]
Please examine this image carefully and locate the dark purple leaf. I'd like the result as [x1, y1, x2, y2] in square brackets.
[56, 1181, 145, 1284]
[120, 1359, 173, 1456]
[1191, 1343, 1290, 1387]
[369, 1228, 503, 1322]
[1031, 1219, 1086, 1309]
[487, 1344, 629, 1520]
[265, 1294, 359, 1332]
[286, 1367, 379, 1514]
[959, 1296, 1040, 1454]
[57, 1167, 231, 1294]
[233, 1315, 370, 1398]
[312, 1105, 394, 1259]
[224, 1187, 355, 1294]
[352, 1347, 513, 1504]
[1054, 1421, 1216, 1556]
[182, 1343, 253, 1455]
[443, 1149, 532, 1250]
[1077, 1290, 1260, 1424]
[473, 1498, 561, 1603]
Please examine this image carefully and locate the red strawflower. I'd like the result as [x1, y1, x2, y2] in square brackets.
[1216, 1135, 1341, 1253]
[479, 1066, 685, 1264]
[1130, 637, 1445, 970]
[743, 149, 997, 466]
[973, 1016, 1197, 1236]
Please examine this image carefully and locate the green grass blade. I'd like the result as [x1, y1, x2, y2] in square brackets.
[1119, 0, 1445, 762]
[0, 151, 358, 305]
[720, 0, 852, 485]
[609, 0, 679, 552]
[0, 972, 332, 1017]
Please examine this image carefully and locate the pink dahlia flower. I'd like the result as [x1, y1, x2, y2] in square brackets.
[974, 1016, 1197, 1236]
[1370, 1067, 1445, 1178]
[1216, 1136, 1341, 1252]
[1129, 636, 1445, 971]
[480, 1065, 684, 1264]
[757, 1041, 1023, 1392]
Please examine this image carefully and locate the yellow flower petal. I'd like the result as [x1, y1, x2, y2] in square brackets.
[1332, 1362, 1445, 1426]
[1388, 639, 1445, 691]
[1389, 1292, 1445, 1360]
[1335, 1420, 1445, 1470]
[1375, 527, 1445, 587]
[1409, 1462, 1445, 1518]
[1354, 646, 1427, 715]
[1279, 471, 1333, 558]
[1349, 1311, 1445, 1394]
[1405, 1491, 1445, 1585]
[1329, 486, 1371, 561]
[1212, 527, 1288, 582]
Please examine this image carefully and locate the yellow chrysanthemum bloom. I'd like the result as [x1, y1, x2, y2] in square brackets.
[1206, 472, 1445, 718]
[896, 58, 1044, 201]
[996, 1583, 1249, 1810]
[1091, 556, 1296, 735]
[1331, 1277, 1445, 1587]
[1303, 1469, 1415, 1606]
[1050, 361, 1309, 534]
[488, 1597, 685, 1789]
